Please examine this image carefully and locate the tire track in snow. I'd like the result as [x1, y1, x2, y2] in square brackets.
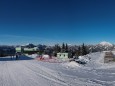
[21, 60, 102, 86]
[0, 62, 16, 86]
[6, 61, 52, 86]
[20, 61, 69, 86]
[0, 62, 6, 86]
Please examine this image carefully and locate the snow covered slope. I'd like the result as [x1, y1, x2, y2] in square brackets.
[89, 41, 114, 52]
[99, 41, 113, 46]
[0, 52, 115, 86]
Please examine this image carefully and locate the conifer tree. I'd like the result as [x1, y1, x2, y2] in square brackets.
[65, 43, 68, 52]
[58, 45, 61, 52]
[78, 46, 81, 56]
[62, 43, 65, 53]
[62, 43, 65, 49]
[81, 43, 88, 55]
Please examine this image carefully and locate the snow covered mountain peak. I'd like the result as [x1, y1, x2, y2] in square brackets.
[99, 41, 113, 46]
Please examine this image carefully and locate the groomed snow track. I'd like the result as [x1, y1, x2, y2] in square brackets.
[0, 52, 115, 86]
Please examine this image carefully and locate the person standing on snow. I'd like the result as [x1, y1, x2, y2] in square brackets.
[16, 53, 19, 60]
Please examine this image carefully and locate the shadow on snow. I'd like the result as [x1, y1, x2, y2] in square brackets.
[0, 55, 33, 61]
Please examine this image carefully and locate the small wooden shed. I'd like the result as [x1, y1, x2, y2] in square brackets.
[104, 52, 115, 63]
[57, 53, 68, 59]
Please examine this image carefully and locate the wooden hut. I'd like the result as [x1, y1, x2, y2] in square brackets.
[104, 52, 115, 63]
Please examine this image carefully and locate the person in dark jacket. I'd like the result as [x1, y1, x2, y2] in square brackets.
[16, 53, 19, 60]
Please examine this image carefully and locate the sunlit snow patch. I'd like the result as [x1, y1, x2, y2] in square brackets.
[64, 61, 80, 68]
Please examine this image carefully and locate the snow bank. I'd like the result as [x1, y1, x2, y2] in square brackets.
[31, 54, 38, 58]
[73, 55, 90, 65]
[78, 55, 90, 62]
[42, 55, 50, 59]
[25, 54, 38, 58]
[67, 61, 80, 67]
[64, 61, 80, 68]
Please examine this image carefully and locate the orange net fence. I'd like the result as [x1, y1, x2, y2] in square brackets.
[36, 56, 68, 63]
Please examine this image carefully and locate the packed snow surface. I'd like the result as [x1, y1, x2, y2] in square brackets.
[1, 52, 115, 86]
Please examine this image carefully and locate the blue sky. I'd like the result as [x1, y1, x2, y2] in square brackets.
[0, 0, 115, 45]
